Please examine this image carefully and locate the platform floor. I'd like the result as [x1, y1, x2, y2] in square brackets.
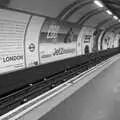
[40, 57, 120, 120]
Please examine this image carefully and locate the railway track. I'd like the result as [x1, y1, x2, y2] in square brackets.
[0, 49, 119, 116]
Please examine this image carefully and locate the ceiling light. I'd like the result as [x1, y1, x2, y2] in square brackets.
[106, 10, 112, 15]
[113, 16, 118, 20]
[94, 0, 104, 8]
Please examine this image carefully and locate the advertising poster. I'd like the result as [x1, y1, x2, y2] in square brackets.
[25, 16, 45, 67]
[98, 31, 104, 51]
[102, 32, 115, 50]
[114, 33, 120, 48]
[77, 27, 85, 55]
[77, 27, 95, 55]
[39, 19, 79, 64]
[0, 9, 30, 74]
[92, 30, 102, 52]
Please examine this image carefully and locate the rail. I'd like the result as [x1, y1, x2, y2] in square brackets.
[0, 48, 120, 117]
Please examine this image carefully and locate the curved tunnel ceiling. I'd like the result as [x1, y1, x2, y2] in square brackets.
[102, 0, 120, 18]
[83, 12, 111, 28]
[77, 8, 105, 25]
[68, 3, 98, 23]
[0, 0, 120, 31]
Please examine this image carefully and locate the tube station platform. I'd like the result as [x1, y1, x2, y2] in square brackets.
[1, 54, 120, 120]
[40, 54, 120, 120]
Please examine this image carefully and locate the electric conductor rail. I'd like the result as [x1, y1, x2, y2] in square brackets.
[0, 49, 119, 116]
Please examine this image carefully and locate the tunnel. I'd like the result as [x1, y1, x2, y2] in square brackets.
[0, 0, 120, 120]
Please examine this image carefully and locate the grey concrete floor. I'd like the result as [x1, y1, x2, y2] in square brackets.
[40, 58, 120, 120]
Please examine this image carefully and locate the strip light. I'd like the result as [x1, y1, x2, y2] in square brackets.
[94, 0, 104, 8]
[113, 16, 118, 20]
[106, 10, 112, 15]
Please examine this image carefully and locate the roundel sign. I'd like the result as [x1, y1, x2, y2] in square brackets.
[29, 43, 35, 52]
